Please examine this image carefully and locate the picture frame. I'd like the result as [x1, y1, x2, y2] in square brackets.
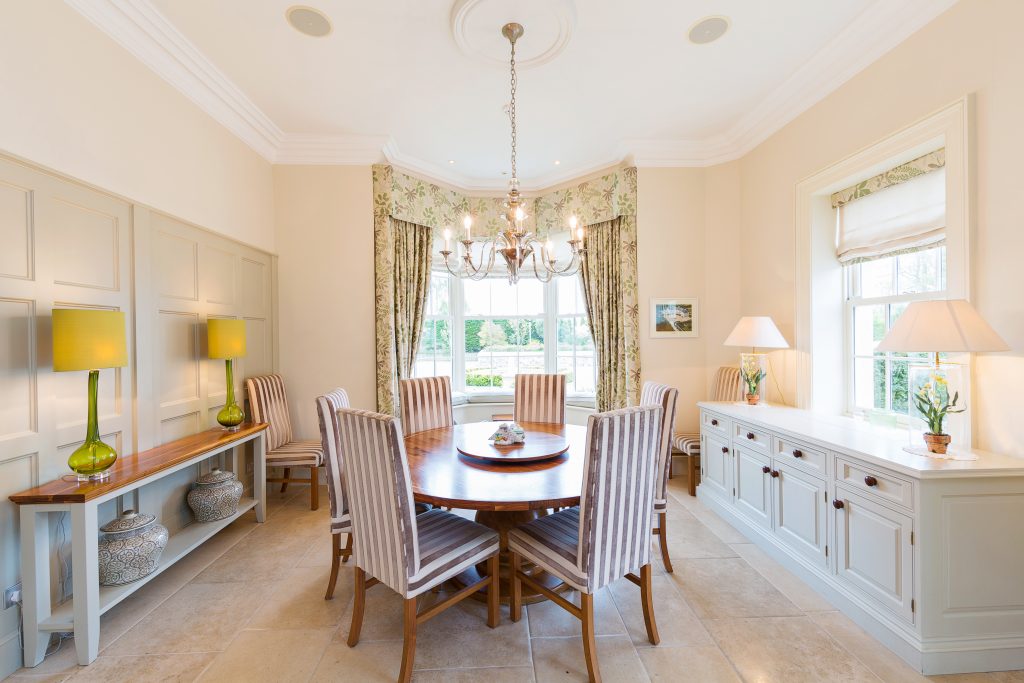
[650, 298, 699, 338]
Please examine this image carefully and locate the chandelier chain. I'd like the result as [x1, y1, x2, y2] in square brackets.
[509, 33, 517, 180]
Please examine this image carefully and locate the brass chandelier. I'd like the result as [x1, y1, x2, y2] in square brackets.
[440, 22, 586, 285]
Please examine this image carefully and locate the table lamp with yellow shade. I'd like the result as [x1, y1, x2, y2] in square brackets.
[208, 318, 246, 431]
[53, 308, 128, 481]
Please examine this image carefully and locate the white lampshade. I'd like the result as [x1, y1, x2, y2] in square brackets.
[724, 316, 789, 349]
[876, 299, 1009, 353]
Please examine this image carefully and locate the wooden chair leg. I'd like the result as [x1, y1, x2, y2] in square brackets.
[687, 455, 698, 496]
[280, 467, 290, 494]
[658, 512, 674, 573]
[639, 564, 660, 645]
[398, 597, 418, 683]
[325, 534, 341, 600]
[669, 453, 674, 479]
[310, 465, 319, 511]
[347, 566, 366, 647]
[342, 533, 353, 563]
[509, 551, 523, 622]
[487, 554, 499, 628]
[581, 592, 601, 683]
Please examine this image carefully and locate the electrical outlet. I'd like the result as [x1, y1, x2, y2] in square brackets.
[3, 582, 22, 610]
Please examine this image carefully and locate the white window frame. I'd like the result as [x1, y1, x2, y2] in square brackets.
[842, 247, 947, 419]
[418, 272, 596, 406]
[794, 97, 972, 446]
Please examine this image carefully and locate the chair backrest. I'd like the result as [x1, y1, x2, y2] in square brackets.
[640, 381, 679, 503]
[316, 388, 351, 530]
[398, 376, 454, 435]
[513, 373, 566, 424]
[710, 366, 744, 402]
[245, 374, 293, 451]
[336, 407, 419, 595]
[577, 405, 663, 592]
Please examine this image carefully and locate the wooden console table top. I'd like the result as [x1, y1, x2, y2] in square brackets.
[9, 423, 268, 505]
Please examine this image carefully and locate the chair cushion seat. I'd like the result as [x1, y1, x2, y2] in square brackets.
[267, 439, 324, 467]
[507, 507, 589, 592]
[673, 433, 701, 455]
[407, 509, 499, 598]
[331, 512, 352, 534]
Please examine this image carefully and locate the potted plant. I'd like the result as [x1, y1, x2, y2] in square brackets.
[740, 357, 765, 406]
[911, 373, 964, 454]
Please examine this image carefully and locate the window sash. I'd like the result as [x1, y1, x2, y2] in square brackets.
[417, 272, 595, 397]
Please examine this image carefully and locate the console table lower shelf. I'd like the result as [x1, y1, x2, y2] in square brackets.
[9, 423, 268, 667]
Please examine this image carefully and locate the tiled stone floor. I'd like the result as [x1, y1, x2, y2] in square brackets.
[7, 476, 1024, 682]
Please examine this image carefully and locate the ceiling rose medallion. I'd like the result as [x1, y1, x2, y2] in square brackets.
[440, 22, 585, 286]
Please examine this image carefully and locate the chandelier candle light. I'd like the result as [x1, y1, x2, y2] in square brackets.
[440, 22, 586, 285]
[724, 316, 790, 406]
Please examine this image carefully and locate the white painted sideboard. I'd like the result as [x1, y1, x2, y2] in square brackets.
[696, 402, 1024, 675]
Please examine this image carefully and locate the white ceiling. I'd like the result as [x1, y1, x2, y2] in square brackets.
[68, 0, 957, 190]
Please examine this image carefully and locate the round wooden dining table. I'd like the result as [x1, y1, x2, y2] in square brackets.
[404, 421, 587, 603]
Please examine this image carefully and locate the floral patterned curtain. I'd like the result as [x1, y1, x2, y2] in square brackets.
[392, 219, 433, 379]
[580, 216, 641, 411]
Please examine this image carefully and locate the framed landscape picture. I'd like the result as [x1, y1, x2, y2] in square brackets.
[650, 298, 699, 338]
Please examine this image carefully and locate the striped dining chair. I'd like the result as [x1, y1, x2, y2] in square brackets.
[339, 407, 500, 683]
[398, 375, 454, 435]
[316, 388, 352, 600]
[246, 374, 323, 510]
[513, 373, 566, 424]
[508, 405, 664, 683]
[672, 366, 743, 496]
[641, 381, 679, 573]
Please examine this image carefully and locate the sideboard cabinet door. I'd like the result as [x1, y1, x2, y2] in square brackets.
[734, 446, 772, 529]
[773, 461, 828, 567]
[834, 486, 914, 623]
[702, 433, 733, 502]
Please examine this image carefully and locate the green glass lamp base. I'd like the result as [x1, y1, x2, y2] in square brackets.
[68, 370, 118, 481]
[216, 358, 245, 431]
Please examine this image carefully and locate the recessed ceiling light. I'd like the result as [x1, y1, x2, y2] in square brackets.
[286, 6, 332, 38]
[448, 160, 455, 164]
[554, 160, 561, 165]
[688, 16, 729, 45]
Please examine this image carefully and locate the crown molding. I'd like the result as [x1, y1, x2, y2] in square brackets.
[66, 0, 959, 177]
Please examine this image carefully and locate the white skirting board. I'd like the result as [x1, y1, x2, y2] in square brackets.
[696, 486, 1024, 675]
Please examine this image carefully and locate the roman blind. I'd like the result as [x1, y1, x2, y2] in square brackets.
[833, 149, 946, 264]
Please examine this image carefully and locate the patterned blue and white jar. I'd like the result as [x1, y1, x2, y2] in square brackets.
[98, 510, 168, 586]
[187, 468, 243, 522]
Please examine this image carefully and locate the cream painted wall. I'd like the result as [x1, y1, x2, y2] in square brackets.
[273, 166, 376, 438]
[735, 0, 1024, 454]
[0, 0, 275, 252]
[637, 168, 708, 433]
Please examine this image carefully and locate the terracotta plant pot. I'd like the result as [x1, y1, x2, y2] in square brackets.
[745, 393, 760, 406]
[923, 432, 952, 455]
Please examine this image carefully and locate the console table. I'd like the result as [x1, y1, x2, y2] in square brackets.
[696, 402, 1024, 675]
[9, 423, 267, 667]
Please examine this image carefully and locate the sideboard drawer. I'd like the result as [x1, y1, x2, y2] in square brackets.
[734, 422, 770, 453]
[773, 436, 828, 476]
[836, 457, 914, 511]
[702, 411, 730, 439]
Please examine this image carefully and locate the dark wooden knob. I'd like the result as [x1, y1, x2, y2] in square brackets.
[721, 446, 729, 454]
[864, 475, 878, 487]
[792, 449, 803, 458]
[762, 465, 770, 474]
[770, 470, 779, 478]
[746, 432, 755, 440]
[711, 419, 719, 426]
[833, 499, 845, 509]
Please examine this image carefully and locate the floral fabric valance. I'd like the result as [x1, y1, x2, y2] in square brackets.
[831, 148, 945, 209]
[373, 164, 638, 237]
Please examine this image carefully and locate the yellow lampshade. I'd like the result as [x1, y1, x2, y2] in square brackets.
[52, 309, 127, 372]
[208, 318, 247, 359]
